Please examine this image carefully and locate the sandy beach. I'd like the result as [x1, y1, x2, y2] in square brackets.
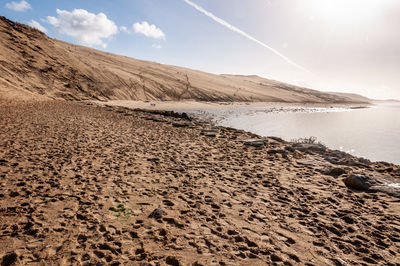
[1, 99, 399, 265]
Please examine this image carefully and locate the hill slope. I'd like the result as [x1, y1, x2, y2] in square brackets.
[0, 16, 368, 103]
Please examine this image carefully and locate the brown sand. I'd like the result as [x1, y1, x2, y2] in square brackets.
[0, 16, 369, 104]
[1, 99, 399, 265]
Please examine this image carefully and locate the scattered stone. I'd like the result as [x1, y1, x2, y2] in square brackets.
[324, 167, 346, 177]
[284, 146, 295, 152]
[129, 231, 138, 239]
[81, 254, 90, 261]
[227, 229, 238, 235]
[243, 139, 266, 147]
[267, 136, 285, 143]
[9, 191, 19, 197]
[148, 206, 166, 219]
[159, 228, 167, 236]
[293, 143, 326, 152]
[1, 252, 17, 266]
[166, 256, 180, 266]
[270, 253, 282, 262]
[200, 129, 219, 137]
[93, 250, 104, 258]
[267, 149, 287, 155]
[172, 122, 191, 128]
[77, 234, 88, 243]
[162, 200, 175, 206]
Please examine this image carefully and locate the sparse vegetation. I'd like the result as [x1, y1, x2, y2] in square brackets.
[109, 203, 135, 218]
[292, 136, 326, 146]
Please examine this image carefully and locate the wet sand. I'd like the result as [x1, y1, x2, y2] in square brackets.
[1, 100, 400, 265]
[97, 100, 370, 112]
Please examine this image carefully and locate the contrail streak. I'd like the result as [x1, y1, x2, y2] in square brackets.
[183, 0, 310, 73]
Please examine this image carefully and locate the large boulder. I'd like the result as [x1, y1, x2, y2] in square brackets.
[343, 174, 375, 190]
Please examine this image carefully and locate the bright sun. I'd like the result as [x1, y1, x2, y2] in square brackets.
[309, 0, 387, 26]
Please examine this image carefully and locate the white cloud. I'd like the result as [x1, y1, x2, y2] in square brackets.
[152, 44, 162, 49]
[46, 9, 118, 48]
[5, 0, 31, 11]
[28, 19, 47, 33]
[133, 21, 165, 40]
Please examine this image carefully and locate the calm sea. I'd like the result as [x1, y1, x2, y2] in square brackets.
[196, 103, 400, 165]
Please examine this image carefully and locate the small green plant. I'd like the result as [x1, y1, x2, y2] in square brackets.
[109, 204, 134, 218]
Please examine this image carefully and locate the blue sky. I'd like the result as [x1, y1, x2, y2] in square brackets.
[1, 0, 400, 99]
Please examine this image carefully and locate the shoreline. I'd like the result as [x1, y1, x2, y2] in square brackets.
[98, 100, 400, 167]
[94, 100, 372, 128]
[94, 100, 371, 112]
[1, 100, 399, 265]
[96, 100, 397, 163]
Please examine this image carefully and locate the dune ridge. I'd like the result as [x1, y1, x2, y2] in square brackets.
[0, 16, 369, 104]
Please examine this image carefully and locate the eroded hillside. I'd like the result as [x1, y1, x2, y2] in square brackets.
[0, 16, 369, 103]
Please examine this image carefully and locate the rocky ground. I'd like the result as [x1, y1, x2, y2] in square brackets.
[0, 100, 399, 265]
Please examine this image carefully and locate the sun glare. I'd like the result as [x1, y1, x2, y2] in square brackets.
[309, 0, 387, 26]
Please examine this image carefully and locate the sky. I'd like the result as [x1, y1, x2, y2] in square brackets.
[1, 0, 399, 100]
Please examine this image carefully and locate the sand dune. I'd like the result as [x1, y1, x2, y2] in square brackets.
[0, 16, 368, 104]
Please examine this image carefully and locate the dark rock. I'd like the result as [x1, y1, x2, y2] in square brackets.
[243, 139, 266, 147]
[1, 252, 17, 266]
[227, 229, 238, 235]
[9, 191, 19, 197]
[81, 254, 90, 261]
[324, 167, 346, 177]
[93, 250, 104, 258]
[293, 143, 326, 153]
[267, 149, 287, 155]
[341, 215, 356, 224]
[284, 146, 295, 152]
[148, 206, 166, 219]
[129, 231, 138, 238]
[159, 228, 167, 236]
[234, 236, 244, 242]
[162, 200, 174, 206]
[343, 174, 374, 190]
[270, 253, 282, 262]
[180, 112, 190, 120]
[77, 234, 87, 243]
[172, 122, 191, 128]
[200, 129, 219, 137]
[268, 136, 285, 143]
[166, 256, 180, 266]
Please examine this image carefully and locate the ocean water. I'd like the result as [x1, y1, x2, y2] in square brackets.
[199, 103, 400, 165]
